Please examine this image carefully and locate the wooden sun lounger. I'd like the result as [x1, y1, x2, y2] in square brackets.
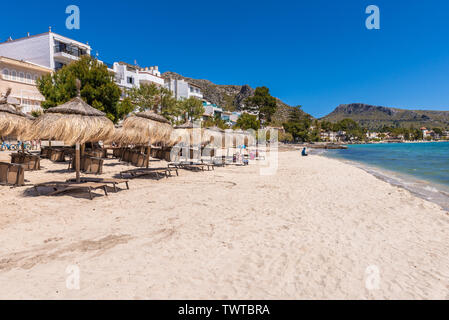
[170, 161, 214, 171]
[66, 177, 129, 192]
[33, 181, 108, 200]
[119, 167, 177, 180]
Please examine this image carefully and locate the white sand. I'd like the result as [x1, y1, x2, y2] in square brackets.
[0, 150, 448, 299]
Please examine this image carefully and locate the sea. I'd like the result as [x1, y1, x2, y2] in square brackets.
[322, 142, 449, 211]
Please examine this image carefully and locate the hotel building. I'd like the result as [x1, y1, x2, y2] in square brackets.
[0, 29, 91, 71]
[112, 62, 164, 91]
[0, 56, 51, 114]
[164, 78, 203, 101]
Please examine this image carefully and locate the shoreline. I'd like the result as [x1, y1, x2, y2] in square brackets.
[317, 153, 449, 212]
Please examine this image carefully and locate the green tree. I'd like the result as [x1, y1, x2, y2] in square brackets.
[235, 113, 260, 131]
[128, 83, 160, 112]
[334, 118, 365, 141]
[288, 106, 303, 122]
[159, 87, 183, 122]
[179, 97, 205, 121]
[433, 127, 443, 136]
[244, 86, 277, 123]
[116, 97, 135, 121]
[36, 55, 121, 122]
[279, 131, 294, 143]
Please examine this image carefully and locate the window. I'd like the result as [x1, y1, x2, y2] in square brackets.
[33, 75, 38, 83]
[127, 77, 134, 84]
[26, 73, 32, 84]
[55, 62, 65, 71]
[2, 69, 9, 80]
[190, 86, 194, 92]
[19, 72, 24, 81]
[11, 70, 16, 81]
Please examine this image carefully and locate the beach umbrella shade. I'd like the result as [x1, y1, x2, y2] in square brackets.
[0, 88, 33, 140]
[30, 80, 114, 183]
[116, 110, 173, 167]
[203, 126, 225, 148]
[174, 121, 208, 146]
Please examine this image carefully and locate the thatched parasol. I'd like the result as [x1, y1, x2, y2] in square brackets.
[30, 80, 114, 182]
[174, 121, 209, 146]
[0, 88, 33, 140]
[116, 110, 173, 167]
[203, 126, 225, 148]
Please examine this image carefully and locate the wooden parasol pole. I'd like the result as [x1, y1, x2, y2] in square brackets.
[75, 143, 80, 183]
[145, 143, 151, 168]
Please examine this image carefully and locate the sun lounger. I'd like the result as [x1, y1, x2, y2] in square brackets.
[119, 167, 176, 180]
[0, 162, 25, 186]
[33, 181, 109, 200]
[169, 161, 214, 171]
[66, 177, 129, 192]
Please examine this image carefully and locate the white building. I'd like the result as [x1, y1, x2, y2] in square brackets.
[366, 131, 379, 139]
[421, 127, 430, 139]
[0, 56, 52, 114]
[165, 78, 203, 100]
[0, 29, 91, 71]
[112, 62, 164, 91]
[202, 101, 223, 120]
[320, 131, 338, 142]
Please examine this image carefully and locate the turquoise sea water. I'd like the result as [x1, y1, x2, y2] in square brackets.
[323, 142, 449, 210]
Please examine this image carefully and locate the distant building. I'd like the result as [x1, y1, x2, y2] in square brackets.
[0, 29, 91, 71]
[221, 111, 241, 126]
[321, 131, 338, 142]
[165, 78, 203, 100]
[112, 62, 164, 91]
[202, 101, 223, 120]
[366, 131, 379, 139]
[420, 127, 430, 139]
[0, 56, 52, 114]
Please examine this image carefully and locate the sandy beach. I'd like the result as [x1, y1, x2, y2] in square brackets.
[0, 150, 448, 299]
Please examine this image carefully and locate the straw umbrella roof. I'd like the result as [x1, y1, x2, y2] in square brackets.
[116, 110, 173, 146]
[0, 89, 33, 139]
[30, 92, 114, 145]
[173, 121, 209, 146]
[203, 126, 225, 148]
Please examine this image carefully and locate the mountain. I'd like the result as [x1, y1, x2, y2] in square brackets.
[322, 103, 449, 130]
[162, 71, 310, 124]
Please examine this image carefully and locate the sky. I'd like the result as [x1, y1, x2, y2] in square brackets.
[1, 0, 449, 117]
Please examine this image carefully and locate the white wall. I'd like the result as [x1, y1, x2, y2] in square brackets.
[0, 34, 51, 68]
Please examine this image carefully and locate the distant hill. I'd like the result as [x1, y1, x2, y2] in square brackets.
[162, 71, 310, 124]
[322, 103, 449, 130]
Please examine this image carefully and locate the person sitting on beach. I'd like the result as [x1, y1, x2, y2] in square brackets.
[301, 147, 308, 157]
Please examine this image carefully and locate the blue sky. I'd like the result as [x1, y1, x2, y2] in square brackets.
[2, 0, 449, 117]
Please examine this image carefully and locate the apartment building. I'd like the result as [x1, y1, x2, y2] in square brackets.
[165, 78, 203, 101]
[0, 56, 51, 114]
[202, 101, 223, 120]
[0, 29, 91, 71]
[113, 62, 164, 91]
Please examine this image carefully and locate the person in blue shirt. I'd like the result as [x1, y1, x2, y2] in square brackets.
[301, 147, 308, 157]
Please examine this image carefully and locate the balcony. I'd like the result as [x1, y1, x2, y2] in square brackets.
[54, 43, 88, 64]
